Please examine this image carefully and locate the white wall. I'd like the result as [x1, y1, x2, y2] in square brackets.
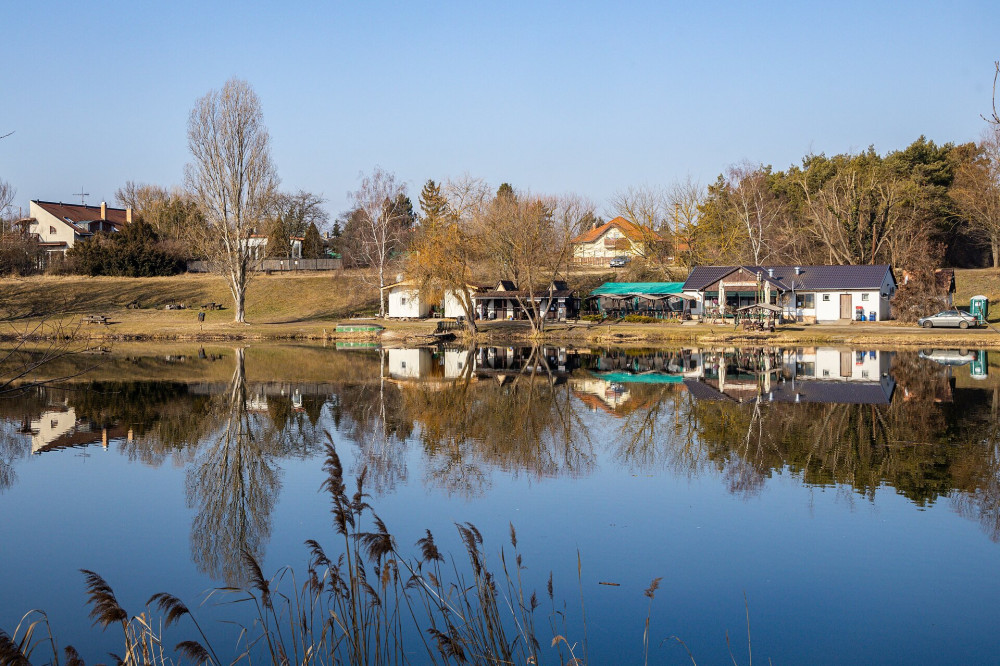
[388, 349, 432, 379]
[444, 350, 474, 378]
[30, 408, 78, 453]
[443, 290, 469, 318]
[29, 202, 77, 248]
[386, 286, 429, 318]
[812, 290, 885, 322]
[573, 226, 643, 259]
[785, 348, 890, 380]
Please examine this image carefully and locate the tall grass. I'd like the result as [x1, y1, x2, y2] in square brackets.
[2, 438, 673, 665]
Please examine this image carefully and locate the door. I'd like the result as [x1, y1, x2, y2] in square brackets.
[840, 352, 852, 377]
[840, 294, 852, 319]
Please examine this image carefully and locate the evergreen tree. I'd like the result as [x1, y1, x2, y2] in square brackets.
[419, 179, 449, 224]
[302, 222, 323, 258]
[265, 216, 291, 257]
[496, 182, 515, 201]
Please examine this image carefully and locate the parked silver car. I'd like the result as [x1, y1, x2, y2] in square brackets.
[917, 310, 979, 329]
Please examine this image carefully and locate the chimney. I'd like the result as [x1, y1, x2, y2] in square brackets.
[794, 266, 802, 275]
[767, 268, 774, 278]
[126, 206, 133, 223]
[100, 201, 107, 220]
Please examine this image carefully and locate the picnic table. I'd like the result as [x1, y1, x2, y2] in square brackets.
[82, 315, 110, 325]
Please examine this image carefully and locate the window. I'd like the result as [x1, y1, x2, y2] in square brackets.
[795, 294, 814, 308]
[822, 294, 830, 302]
[401, 361, 406, 369]
[400, 297, 407, 305]
[861, 293, 869, 301]
[822, 369, 830, 377]
[49, 226, 57, 235]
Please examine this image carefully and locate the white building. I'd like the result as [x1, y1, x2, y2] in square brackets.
[27, 200, 131, 257]
[682, 265, 896, 323]
[382, 281, 430, 318]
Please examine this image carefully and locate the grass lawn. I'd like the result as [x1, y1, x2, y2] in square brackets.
[0, 271, 386, 339]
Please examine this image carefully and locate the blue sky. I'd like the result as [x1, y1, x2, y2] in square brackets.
[3, 1, 998, 222]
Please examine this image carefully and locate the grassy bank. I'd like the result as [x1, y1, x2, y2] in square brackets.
[4, 268, 1000, 346]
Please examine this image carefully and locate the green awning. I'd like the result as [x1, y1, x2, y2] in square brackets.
[590, 282, 686, 296]
[593, 371, 685, 384]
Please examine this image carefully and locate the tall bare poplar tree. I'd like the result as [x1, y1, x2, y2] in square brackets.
[349, 167, 409, 317]
[185, 78, 278, 323]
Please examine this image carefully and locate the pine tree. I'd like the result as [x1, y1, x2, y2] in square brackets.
[496, 182, 515, 201]
[302, 222, 323, 258]
[265, 216, 290, 257]
[419, 179, 449, 225]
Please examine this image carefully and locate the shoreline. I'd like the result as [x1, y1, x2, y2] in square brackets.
[5, 317, 1000, 348]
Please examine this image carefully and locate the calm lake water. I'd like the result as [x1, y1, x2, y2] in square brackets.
[2, 342, 1000, 663]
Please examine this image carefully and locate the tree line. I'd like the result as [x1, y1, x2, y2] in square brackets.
[2, 71, 1000, 323]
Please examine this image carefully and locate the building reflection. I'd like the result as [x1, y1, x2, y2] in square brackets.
[5, 344, 1000, 544]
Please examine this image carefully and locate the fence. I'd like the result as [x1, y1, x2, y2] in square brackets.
[187, 257, 343, 273]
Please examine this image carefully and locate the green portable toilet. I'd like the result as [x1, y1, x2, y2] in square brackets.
[971, 350, 988, 380]
[970, 295, 988, 324]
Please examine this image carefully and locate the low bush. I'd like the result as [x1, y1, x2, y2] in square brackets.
[66, 220, 186, 277]
[622, 314, 663, 324]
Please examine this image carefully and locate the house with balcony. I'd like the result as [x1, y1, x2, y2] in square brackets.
[26, 200, 132, 257]
[571, 216, 663, 265]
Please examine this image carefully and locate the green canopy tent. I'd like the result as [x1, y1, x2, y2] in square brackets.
[588, 282, 689, 318]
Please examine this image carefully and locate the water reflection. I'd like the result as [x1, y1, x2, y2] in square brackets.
[185, 348, 282, 584]
[5, 344, 1000, 543]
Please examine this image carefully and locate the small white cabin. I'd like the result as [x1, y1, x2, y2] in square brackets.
[382, 281, 430, 319]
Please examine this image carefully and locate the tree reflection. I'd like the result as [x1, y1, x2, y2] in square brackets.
[185, 348, 281, 584]
[398, 345, 595, 496]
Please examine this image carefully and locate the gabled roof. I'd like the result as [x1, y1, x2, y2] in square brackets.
[32, 200, 128, 230]
[683, 378, 894, 405]
[571, 216, 662, 245]
[683, 265, 894, 292]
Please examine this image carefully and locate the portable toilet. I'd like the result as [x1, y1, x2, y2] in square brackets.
[970, 295, 989, 324]
[971, 350, 988, 380]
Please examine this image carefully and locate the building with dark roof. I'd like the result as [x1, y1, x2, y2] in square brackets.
[27, 200, 132, 256]
[473, 281, 578, 321]
[681, 265, 896, 322]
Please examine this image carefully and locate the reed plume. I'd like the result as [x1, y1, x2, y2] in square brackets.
[80, 570, 128, 629]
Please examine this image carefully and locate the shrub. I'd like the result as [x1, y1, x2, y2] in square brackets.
[66, 220, 186, 277]
[622, 314, 663, 324]
[0, 233, 43, 275]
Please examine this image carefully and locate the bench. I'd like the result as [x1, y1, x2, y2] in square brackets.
[82, 315, 110, 325]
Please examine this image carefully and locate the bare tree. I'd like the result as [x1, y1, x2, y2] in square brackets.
[473, 189, 588, 334]
[443, 174, 492, 221]
[724, 161, 785, 265]
[666, 177, 704, 266]
[609, 185, 671, 262]
[114, 181, 170, 214]
[0, 179, 16, 233]
[185, 78, 279, 323]
[273, 190, 329, 235]
[796, 157, 902, 265]
[952, 128, 1000, 267]
[349, 167, 409, 317]
[986, 61, 1000, 127]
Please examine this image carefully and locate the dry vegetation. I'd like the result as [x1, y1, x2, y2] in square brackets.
[0, 271, 380, 339]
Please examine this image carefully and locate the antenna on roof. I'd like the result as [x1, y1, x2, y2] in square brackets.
[72, 187, 90, 205]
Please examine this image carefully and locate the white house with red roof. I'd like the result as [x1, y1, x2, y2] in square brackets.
[570, 216, 662, 265]
[27, 200, 132, 256]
